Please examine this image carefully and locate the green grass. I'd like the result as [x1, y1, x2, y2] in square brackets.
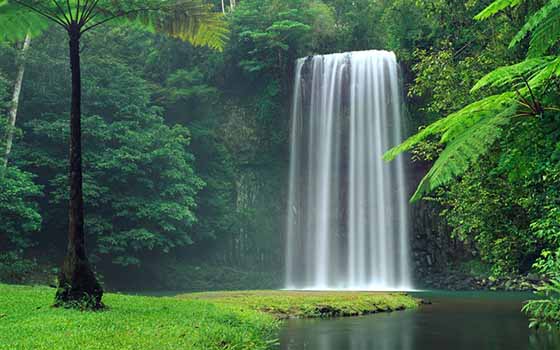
[0, 285, 418, 349]
[179, 290, 419, 318]
[0, 284, 279, 350]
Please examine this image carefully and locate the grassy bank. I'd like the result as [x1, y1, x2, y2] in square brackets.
[180, 290, 419, 318]
[0, 285, 418, 349]
[0, 284, 278, 350]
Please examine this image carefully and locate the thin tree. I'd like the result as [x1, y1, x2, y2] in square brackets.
[2, 33, 30, 169]
[0, 0, 227, 308]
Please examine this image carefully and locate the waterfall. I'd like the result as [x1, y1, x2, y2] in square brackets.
[285, 50, 412, 290]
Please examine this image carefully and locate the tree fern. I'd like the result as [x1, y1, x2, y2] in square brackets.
[0, 0, 228, 307]
[0, 2, 50, 42]
[411, 108, 514, 201]
[0, 1, 228, 49]
[94, 1, 228, 50]
[471, 57, 556, 93]
[509, 0, 560, 52]
[526, 5, 560, 56]
[527, 56, 560, 91]
[386, 0, 560, 202]
[384, 93, 514, 162]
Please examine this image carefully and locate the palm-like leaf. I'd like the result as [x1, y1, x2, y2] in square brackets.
[92, 0, 228, 50]
[0, 0, 228, 50]
[410, 107, 514, 202]
[385, 92, 515, 202]
[0, 1, 50, 41]
[474, 0, 524, 20]
[526, 4, 560, 56]
[387, 0, 560, 202]
[509, 0, 560, 53]
[471, 57, 556, 92]
[384, 93, 514, 161]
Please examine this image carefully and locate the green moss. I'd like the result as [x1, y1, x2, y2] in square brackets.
[0, 284, 279, 350]
[180, 290, 419, 319]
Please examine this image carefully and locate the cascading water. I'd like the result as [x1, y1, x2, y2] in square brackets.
[285, 50, 412, 290]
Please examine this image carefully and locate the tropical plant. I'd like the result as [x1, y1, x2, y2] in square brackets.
[384, 0, 560, 202]
[0, 0, 227, 308]
[523, 279, 560, 330]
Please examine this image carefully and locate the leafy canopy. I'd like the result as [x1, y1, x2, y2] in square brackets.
[0, 0, 228, 50]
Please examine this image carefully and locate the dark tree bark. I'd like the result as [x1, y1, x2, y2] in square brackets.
[55, 23, 103, 308]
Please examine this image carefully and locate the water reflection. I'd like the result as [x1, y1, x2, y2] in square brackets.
[279, 292, 560, 350]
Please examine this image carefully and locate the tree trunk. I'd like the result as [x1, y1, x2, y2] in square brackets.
[55, 24, 103, 309]
[2, 34, 31, 169]
[221, 0, 226, 14]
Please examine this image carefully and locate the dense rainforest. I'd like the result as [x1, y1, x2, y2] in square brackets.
[1, 0, 560, 329]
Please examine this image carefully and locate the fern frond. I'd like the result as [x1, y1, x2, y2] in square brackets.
[439, 94, 513, 143]
[474, 0, 524, 20]
[383, 93, 514, 161]
[471, 57, 555, 93]
[0, 2, 51, 42]
[527, 6, 560, 56]
[510, 0, 560, 49]
[93, 0, 228, 51]
[411, 106, 516, 202]
[526, 56, 560, 91]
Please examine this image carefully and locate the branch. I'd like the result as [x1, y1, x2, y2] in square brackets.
[75, 0, 80, 23]
[66, 0, 74, 22]
[13, 0, 69, 28]
[80, 0, 101, 25]
[522, 75, 541, 112]
[51, 0, 71, 25]
[78, 0, 90, 25]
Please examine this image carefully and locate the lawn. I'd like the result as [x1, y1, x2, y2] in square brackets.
[0, 284, 278, 350]
[0, 284, 417, 349]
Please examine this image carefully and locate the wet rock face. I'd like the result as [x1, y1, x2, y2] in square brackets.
[407, 160, 471, 289]
[405, 160, 543, 291]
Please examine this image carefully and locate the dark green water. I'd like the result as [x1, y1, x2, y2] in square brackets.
[279, 292, 560, 350]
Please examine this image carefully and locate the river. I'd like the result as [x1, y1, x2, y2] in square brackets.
[278, 292, 560, 350]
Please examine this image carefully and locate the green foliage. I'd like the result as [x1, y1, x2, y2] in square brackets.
[102, 0, 228, 50]
[0, 166, 42, 251]
[0, 1, 50, 42]
[0, 251, 38, 283]
[438, 116, 560, 276]
[158, 263, 281, 291]
[387, 0, 560, 201]
[2, 30, 203, 267]
[509, 0, 560, 55]
[229, 0, 335, 78]
[523, 279, 560, 330]
[0, 0, 227, 50]
[474, 0, 524, 20]
[471, 57, 556, 92]
[409, 47, 496, 121]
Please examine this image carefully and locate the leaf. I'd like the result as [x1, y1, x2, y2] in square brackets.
[95, 0, 229, 51]
[509, 0, 560, 50]
[384, 93, 514, 161]
[527, 5, 560, 56]
[474, 0, 524, 21]
[0, 2, 51, 42]
[411, 107, 515, 202]
[471, 57, 555, 93]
